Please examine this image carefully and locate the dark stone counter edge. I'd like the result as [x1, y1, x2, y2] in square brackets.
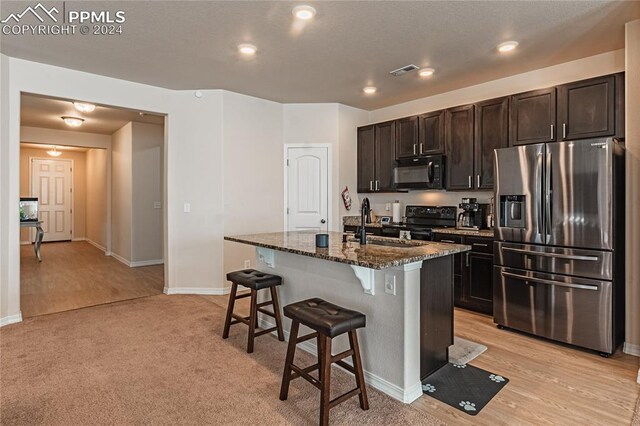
[224, 236, 470, 270]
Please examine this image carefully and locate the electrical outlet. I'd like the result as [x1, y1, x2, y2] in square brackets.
[384, 274, 396, 295]
[385, 203, 391, 211]
[183, 203, 191, 213]
[244, 260, 251, 269]
[153, 201, 161, 209]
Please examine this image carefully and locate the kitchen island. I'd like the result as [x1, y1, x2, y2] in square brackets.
[224, 231, 469, 403]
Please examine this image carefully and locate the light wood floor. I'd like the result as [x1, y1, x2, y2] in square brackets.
[413, 308, 640, 426]
[209, 292, 639, 425]
[20, 241, 164, 318]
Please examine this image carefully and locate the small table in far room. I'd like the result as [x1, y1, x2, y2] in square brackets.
[20, 221, 44, 261]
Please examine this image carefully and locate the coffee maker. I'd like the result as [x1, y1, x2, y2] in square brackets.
[457, 198, 489, 230]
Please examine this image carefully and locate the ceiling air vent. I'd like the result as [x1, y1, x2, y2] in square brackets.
[389, 64, 420, 76]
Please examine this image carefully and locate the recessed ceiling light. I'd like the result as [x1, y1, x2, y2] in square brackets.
[73, 102, 95, 113]
[363, 86, 377, 95]
[418, 68, 435, 78]
[61, 116, 84, 127]
[292, 5, 316, 20]
[238, 43, 257, 55]
[497, 41, 519, 53]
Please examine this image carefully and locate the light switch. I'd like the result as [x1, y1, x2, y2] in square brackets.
[183, 203, 191, 213]
[154, 201, 162, 209]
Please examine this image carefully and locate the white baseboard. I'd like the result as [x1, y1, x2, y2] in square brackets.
[258, 318, 421, 404]
[20, 240, 31, 245]
[0, 312, 23, 327]
[623, 342, 640, 357]
[163, 287, 230, 295]
[72, 237, 86, 242]
[130, 259, 164, 268]
[85, 238, 106, 253]
[110, 252, 131, 267]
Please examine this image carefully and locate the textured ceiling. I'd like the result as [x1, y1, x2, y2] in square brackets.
[21, 93, 165, 135]
[2, 1, 638, 110]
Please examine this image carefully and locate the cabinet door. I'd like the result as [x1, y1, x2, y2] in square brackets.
[510, 88, 556, 146]
[395, 116, 418, 159]
[557, 75, 615, 140]
[474, 97, 509, 189]
[419, 110, 445, 155]
[375, 120, 396, 191]
[433, 233, 463, 305]
[357, 125, 376, 193]
[445, 105, 475, 190]
[464, 251, 494, 315]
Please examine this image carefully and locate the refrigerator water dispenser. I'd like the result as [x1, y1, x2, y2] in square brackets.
[500, 195, 526, 228]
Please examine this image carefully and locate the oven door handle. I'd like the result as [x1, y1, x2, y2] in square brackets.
[502, 246, 599, 261]
[501, 271, 599, 291]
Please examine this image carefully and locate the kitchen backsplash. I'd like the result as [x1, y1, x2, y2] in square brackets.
[363, 191, 493, 218]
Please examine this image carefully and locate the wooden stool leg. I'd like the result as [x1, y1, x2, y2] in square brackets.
[270, 286, 285, 341]
[222, 283, 238, 339]
[349, 330, 369, 410]
[319, 334, 332, 426]
[279, 320, 300, 401]
[247, 289, 258, 353]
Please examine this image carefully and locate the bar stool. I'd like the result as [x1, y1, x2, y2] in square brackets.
[279, 298, 369, 426]
[222, 269, 284, 353]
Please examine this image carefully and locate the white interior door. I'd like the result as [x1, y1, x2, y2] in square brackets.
[31, 158, 73, 242]
[287, 147, 328, 232]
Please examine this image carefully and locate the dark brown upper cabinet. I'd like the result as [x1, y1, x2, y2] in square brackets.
[375, 120, 397, 192]
[419, 110, 446, 155]
[357, 125, 376, 193]
[395, 116, 419, 159]
[357, 121, 397, 193]
[474, 97, 509, 190]
[445, 105, 475, 190]
[510, 88, 557, 146]
[557, 74, 616, 141]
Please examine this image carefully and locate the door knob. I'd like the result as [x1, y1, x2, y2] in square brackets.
[320, 219, 326, 224]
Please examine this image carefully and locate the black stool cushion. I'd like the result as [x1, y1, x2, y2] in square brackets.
[283, 298, 366, 338]
[226, 269, 282, 290]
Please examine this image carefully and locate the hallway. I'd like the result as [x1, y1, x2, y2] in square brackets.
[20, 241, 164, 318]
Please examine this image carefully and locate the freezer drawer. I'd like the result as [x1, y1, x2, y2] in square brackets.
[494, 242, 613, 281]
[493, 266, 613, 353]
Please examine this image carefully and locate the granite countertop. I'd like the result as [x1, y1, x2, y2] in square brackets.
[225, 231, 470, 270]
[432, 228, 494, 238]
[343, 216, 493, 238]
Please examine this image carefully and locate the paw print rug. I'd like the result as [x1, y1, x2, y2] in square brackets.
[421, 362, 509, 415]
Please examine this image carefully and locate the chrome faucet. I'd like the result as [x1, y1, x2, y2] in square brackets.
[360, 197, 371, 245]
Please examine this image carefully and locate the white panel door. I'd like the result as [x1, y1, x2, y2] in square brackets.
[287, 147, 328, 232]
[31, 159, 73, 242]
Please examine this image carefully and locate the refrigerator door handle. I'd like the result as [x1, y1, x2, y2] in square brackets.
[502, 247, 599, 261]
[545, 149, 552, 242]
[501, 271, 599, 291]
[536, 152, 544, 238]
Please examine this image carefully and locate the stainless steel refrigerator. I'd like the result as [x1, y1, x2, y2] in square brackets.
[493, 138, 625, 355]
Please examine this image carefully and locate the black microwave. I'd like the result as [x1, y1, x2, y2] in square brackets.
[393, 156, 445, 190]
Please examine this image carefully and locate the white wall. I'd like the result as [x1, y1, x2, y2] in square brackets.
[131, 122, 164, 263]
[222, 91, 284, 276]
[86, 148, 108, 249]
[20, 126, 110, 149]
[110, 123, 133, 262]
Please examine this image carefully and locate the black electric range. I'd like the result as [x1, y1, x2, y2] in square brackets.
[381, 205, 457, 240]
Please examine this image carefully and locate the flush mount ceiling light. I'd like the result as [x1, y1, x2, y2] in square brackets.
[61, 116, 85, 127]
[363, 86, 377, 95]
[292, 5, 316, 20]
[418, 68, 435, 78]
[497, 41, 519, 53]
[238, 43, 257, 55]
[46, 146, 62, 157]
[73, 102, 96, 113]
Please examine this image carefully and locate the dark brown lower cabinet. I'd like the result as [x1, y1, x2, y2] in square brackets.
[434, 233, 494, 315]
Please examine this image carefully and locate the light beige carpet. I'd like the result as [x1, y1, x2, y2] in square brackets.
[0, 294, 442, 425]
